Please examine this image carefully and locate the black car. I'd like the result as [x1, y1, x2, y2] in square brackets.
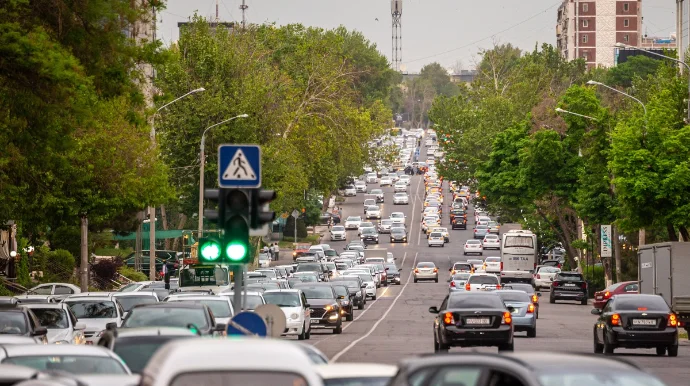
[330, 277, 366, 309]
[550, 272, 588, 305]
[592, 294, 679, 356]
[118, 303, 226, 336]
[0, 297, 47, 343]
[97, 327, 198, 373]
[360, 228, 379, 244]
[390, 228, 407, 243]
[330, 284, 354, 321]
[451, 217, 467, 230]
[429, 292, 514, 352]
[293, 283, 343, 334]
[384, 263, 402, 285]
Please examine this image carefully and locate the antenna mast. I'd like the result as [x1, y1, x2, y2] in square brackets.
[391, 0, 403, 72]
[215, 0, 219, 23]
[240, 0, 248, 29]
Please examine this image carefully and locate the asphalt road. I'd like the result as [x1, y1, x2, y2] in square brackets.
[274, 160, 690, 385]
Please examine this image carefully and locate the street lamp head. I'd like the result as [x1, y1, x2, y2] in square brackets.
[193, 87, 206, 93]
[614, 42, 626, 48]
[555, 108, 565, 113]
[586, 80, 600, 85]
[238, 114, 249, 118]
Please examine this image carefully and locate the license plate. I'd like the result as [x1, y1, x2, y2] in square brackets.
[596, 296, 602, 300]
[465, 318, 491, 325]
[565, 283, 576, 287]
[632, 319, 656, 326]
[310, 319, 320, 325]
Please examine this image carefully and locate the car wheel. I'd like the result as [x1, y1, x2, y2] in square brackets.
[656, 346, 666, 356]
[593, 329, 603, 353]
[549, 295, 555, 304]
[372, 294, 377, 300]
[334, 323, 343, 334]
[298, 323, 307, 340]
[358, 302, 364, 310]
[527, 327, 536, 338]
[581, 298, 588, 305]
[603, 332, 615, 355]
[346, 312, 354, 322]
[668, 344, 679, 357]
[463, 252, 467, 255]
[414, 279, 418, 283]
[433, 335, 440, 352]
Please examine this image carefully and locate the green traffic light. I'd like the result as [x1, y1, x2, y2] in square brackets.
[200, 241, 221, 261]
[226, 242, 248, 261]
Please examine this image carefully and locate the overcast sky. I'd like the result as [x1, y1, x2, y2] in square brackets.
[158, 0, 677, 72]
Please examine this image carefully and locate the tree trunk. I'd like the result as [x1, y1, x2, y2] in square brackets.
[80, 215, 89, 292]
[667, 223, 679, 241]
[171, 214, 188, 251]
[160, 205, 170, 250]
[613, 225, 622, 282]
[679, 226, 689, 242]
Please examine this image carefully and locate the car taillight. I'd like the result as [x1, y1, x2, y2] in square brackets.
[582, 282, 587, 289]
[495, 284, 501, 289]
[450, 281, 456, 287]
[443, 312, 455, 325]
[465, 283, 471, 291]
[527, 304, 535, 313]
[533, 262, 537, 270]
[552, 281, 559, 287]
[474, 229, 477, 232]
[532, 294, 538, 303]
[611, 313, 621, 326]
[604, 291, 611, 299]
[414, 268, 419, 273]
[502, 311, 512, 325]
[668, 313, 678, 327]
[500, 262, 503, 271]
[536, 274, 541, 279]
[433, 268, 438, 273]
[451, 270, 456, 275]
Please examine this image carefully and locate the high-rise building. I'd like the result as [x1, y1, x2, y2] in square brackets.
[556, 0, 642, 68]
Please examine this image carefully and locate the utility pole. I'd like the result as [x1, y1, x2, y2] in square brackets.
[240, 0, 248, 29]
[80, 215, 89, 292]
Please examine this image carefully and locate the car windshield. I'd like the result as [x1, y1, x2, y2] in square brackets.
[360, 222, 374, 228]
[118, 283, 142, 292]
[391, 213, 403, 218]
[430, 232, 442, 237]
[417, 262, 435, 268]
[384, 264, 398, 273]
[394, 193, 406, 197]
[113, 336, 194, 373]
[466, 240, 480, 244]
[452, 273, 471, 280]
[257, 270, 277, 279]
[226, 294, 264, 310]
[371, 190, 382, 194]
[362, 228, 375, 235]
[537, 371, 666, 386]
[28, 308, 69, 329]
[332, 286, 348, 297]
[346, 216, 361, 221]
[484, 235, 498, 239]
[475, 225, 489, 230]
[296, 286, 335, 299]
[469, 276, 499, 285]
[0, 311, 28, 334]
[367, 206, 379, 211]
[485, 257, 501, 263]
[3, 356, 127, 375]
[538, 267, 561, 273]
[65, 301, 116, 319]
[392, 228, 405, 234]
[453, 264, 472, 270]
[614, 297, 670, 312]
[498, 292, 531, 303]
[263, 292, 301, 307]
[354, 273, 372, 283]
[168, 300, 232, 318]
[115, 296, 158, 312]
[503, 284, 534, 293]
[296, 264, 322, 272]
[333, 280, 360, 290]
[332, 226, 345, 232]
[122, 307, 208, 330]
[448, 295, 504, 309]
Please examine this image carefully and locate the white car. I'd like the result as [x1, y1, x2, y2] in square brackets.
[534, 266, 562, 290]
[476, 215, 492, 226]
[379, 177, 393, 186]
[465, 273, 501, 291]
[378, 219, 394, 233]
[463, 240, 483, 255]
[387, 173, 400, 183]
[427, 232, 445, 247]
[483, 256, 502, 274]
[63, 294, 125, 344]
[393, 192, 409, 205]
[390, 212, 406, 225]
[343, 271, 377, 299]
[315, 363, 397, 385]
[330, 225, 347, 241]
[366, 173, 378, 184]
[394, 183, 407, 192]
[22, 303, 87, 344]
[399, 175, 411, 185]
[482, 234, 501, 249]
[262, 289, 311, 340]
[365, 205, 382, 219]
[165, 295, 235, 326]
[355, 181, 367, 192]
[357, 221, 376, 236]
[363, 198, 377, 212]
[343, 185, 357, 196]
[258, 252, 271, 268]
[344, 216, 362, 230]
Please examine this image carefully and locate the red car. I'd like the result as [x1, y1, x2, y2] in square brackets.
[592, 281, 639, 309]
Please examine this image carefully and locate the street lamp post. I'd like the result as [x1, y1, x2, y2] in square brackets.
[554, 107, 598, 121]
[586, 80, 647, 127]
[615, 42, 690, 123]
[148, 87, 205, 280]
[197, 114, 249, 237]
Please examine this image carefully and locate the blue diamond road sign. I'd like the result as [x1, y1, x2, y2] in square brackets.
[218, 144, 261, 188]
[227, 311, 267, 337]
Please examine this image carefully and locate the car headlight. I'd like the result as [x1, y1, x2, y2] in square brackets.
[290, 313, 300, 320]
[54, 340, 71, 345]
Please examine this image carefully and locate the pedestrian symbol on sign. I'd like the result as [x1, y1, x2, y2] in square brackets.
[223, 149, 256, 180]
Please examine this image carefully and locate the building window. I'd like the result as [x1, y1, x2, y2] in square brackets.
[624, 19, 629, 27]
[583, 19, 589, 28]
[624, 34, 629, 42]
[582, 35, 588, 43]
[583, 3, 588, 12]
[583, 52, 589, 61]
[623, 3, 629, 12]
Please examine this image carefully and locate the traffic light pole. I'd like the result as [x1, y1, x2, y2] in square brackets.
[233, 265, 243, 312]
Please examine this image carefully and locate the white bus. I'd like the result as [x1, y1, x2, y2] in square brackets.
[500, 230, 538, 284]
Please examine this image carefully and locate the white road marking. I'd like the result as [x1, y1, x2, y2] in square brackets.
[331, 251, 418, 362]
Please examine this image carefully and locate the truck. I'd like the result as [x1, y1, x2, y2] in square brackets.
[364, 248, 388, 261]
[638, 242, 690, 329]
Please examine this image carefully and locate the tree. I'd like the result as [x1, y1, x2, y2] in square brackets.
[606, 55, 662, 88]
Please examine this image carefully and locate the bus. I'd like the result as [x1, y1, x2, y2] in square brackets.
[178, 265, 231, 293]
[500, 230, 538, 284]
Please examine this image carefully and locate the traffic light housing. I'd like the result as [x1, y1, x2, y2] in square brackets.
[203, 189, 224, 226]
[223, 189, 251, 264]
[198, 236, 222, 263]
[251, 189, 276, 228]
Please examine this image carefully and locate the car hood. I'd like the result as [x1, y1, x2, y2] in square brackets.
[46, 328, 73, 344]
[307, 299, 337, 307]
[81, 319, 118, 333]
[77, 375, 140, 385]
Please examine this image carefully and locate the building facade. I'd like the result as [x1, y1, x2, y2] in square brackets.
[557, 0, 642, 68]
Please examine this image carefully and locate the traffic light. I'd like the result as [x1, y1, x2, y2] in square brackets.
[203, 189, 224, 226]
[198, 236, 222, 263]
[251, 189, 276, 229]
[223, 189, 251, 264]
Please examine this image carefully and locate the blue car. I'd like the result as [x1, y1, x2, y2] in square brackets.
[497, 290, 537, 337]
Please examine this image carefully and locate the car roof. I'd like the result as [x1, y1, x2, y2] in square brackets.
[20, 303, 68, 310]
[0, 363, 39, 382]
[131, 302, 204, 309]
[167, 296, 227, 301]
[315, 363, 397, 378]
[112, 292, 158, 297]
[0, 344, 118, 357]
[263, 289, 301, 294]
[110, 327, 198, 338]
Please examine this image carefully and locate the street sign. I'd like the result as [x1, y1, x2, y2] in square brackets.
[291, 209, 300, 218]
[227, 311, 267, 337]
[218, 145, 261, 188]
[254, 304, 287, 338]
[601, 225, 612, 258]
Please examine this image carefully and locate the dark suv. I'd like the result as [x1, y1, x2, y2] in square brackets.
[293, 283, 343, 334]
[550, 272, 588, 305]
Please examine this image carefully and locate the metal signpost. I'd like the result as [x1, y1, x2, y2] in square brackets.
[254, 304, 287, 338]
[601, 225, 612, 258]
[227, 311, 267, 337]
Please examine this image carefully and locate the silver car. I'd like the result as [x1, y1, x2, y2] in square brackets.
[330, 225, 347, 241]
[393, 192, 409, 205]
[473, 225, 490, 239]
[365, 205, 382, 220]
[413, 262, 438, 283]
[378, 219, 394, 234]
[482, 234, 501, 250]
[344, 185, 357, 196]
[449, 273, 471, 292]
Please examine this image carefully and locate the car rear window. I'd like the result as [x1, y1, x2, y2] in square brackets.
[498, 292, 530, 303]
[485, 257, 500, 262]
[557, 273, 584, 281]
[417, 262, 436, 268]
[614, 296, 670, 312]
[468, 276, 499, 285]
[448, 295, 504, 309]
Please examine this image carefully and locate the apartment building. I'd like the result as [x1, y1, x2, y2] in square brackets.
[556, 0, 642, 68]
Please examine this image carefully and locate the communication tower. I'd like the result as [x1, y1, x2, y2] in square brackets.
[391, 0, 402, 72]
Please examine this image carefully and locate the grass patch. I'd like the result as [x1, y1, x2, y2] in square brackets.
[95, 248, 132, 257]
[680, 331, 688, 339]
[278, 234, 322, 249]
[334, 196, 345, 203]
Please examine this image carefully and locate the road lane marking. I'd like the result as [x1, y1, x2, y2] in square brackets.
[330, 251, 418, 361]
[312, 251, 408, 346]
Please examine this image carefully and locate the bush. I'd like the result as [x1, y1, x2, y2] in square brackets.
[50, 226, 81, 260]
[284, 217, 308, 238]
[583, 265, 606, 296]
[48, 249, 76, 281]
[118, 266, 147, 282]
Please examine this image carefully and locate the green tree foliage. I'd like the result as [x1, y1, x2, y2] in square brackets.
[154, 18, 395, 218]
[606, 55, 662, 88]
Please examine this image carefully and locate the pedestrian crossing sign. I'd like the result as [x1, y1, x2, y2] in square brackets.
[218, 144, 262, 188]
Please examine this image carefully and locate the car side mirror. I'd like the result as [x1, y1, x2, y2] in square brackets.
[448, 268, 452, 271]
[591, 308, 602, 315]
[213, 323, 227, 332]
[32, 326, 47, 337]
[506, 306, 516, 313]
[105, 322, 118, 331]
[305, 304, 311, 308]
[338, 295, 346, 300]
[361, 284, 367, 288]
[537, 293, 542, 297]
[428, 306, 439, 314]
[74, 322, 87, 331]
[385, 267, 390, 271]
